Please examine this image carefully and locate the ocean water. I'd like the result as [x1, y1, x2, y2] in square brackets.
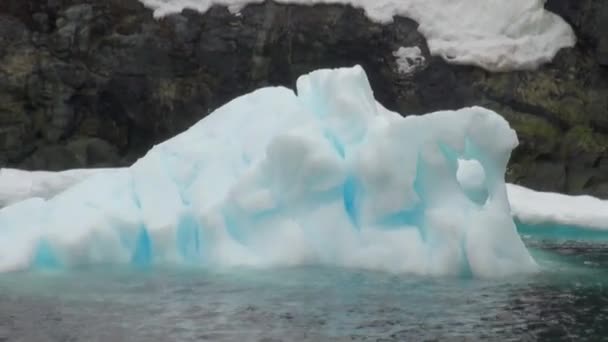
[0, 238, 607, 342]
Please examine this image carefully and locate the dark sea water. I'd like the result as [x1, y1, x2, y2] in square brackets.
[0, 238, 607, 342]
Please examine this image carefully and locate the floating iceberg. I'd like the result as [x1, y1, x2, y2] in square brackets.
[507, 184, 608, 240]
[0, 66, 537, 277]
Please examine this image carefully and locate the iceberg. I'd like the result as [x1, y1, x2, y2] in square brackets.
[0, 168, 116, 208]
[507, 184, 608, 231]
[507, 184, 608, 240]
[0, 66, 537, 277]
[6, 168, 608, 234]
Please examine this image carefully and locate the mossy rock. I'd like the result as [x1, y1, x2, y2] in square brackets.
[561, 125, 608, 157]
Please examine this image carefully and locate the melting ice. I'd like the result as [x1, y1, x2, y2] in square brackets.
[0, 66, 537, 277]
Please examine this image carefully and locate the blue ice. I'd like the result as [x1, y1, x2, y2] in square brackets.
[0, 66, 537, 277]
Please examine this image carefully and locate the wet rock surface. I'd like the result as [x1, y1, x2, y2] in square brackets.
[0, 0, 607, 196]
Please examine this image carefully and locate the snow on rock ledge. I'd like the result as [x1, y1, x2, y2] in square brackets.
[138, 0, 575, 72]
[0, 66, 537, 277]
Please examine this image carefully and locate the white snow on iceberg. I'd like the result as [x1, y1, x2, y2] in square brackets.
[0, 168, 117, 208]
[6, 168, 608, 234]
[0, 66, 537, 277]
[137, 0, 575, 72]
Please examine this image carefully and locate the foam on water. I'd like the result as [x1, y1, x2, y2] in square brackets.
[0, 66, 537, 277]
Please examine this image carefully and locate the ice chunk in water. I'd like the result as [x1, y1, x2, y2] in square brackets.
[0, 66, 537, 277]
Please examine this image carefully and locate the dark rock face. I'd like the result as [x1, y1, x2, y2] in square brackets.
[0, 0, 607, 196]
[546, 0, 608, 67]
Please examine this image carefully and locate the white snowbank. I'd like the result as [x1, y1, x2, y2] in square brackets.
[137, 0, 576, 72]
[507, 184, 608, 231]
[393, 46, 425, 74]
[0, 66, 537, 277]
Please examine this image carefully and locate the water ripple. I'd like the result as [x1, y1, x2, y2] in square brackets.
[0, 240, 606, 341]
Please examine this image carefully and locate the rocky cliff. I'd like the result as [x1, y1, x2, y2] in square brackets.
[0, 0, 607, 196]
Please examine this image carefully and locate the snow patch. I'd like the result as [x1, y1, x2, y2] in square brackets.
[393, 46, 425, 74]
[507, 184, 608, 231]
[137, 0, 576, 71]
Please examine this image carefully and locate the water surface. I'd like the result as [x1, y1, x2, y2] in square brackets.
[0, 238, 607, 342]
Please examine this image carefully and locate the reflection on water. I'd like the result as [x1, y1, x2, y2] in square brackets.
[0, 239, 607, 341]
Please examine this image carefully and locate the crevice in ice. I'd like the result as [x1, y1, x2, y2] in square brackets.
[158, 150, 192, 205]
[176, 214, 203, 263]
[222, 206, 244, 244]
[459, 238, 473, 278]
[131, 227, 153, 267]
[343, 175, 358, 227]
[324, 130, 346, 158]
[32, 239, 61, 269]
[409, 153, 429, 242]
[437, 142, 460, 172]
[130, 178, 142, 210]
[157, 150, 208, 262]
